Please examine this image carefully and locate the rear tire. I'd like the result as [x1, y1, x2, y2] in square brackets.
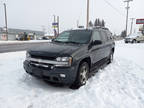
[70, 62, 89, 89]
[108, 52, 114, 64]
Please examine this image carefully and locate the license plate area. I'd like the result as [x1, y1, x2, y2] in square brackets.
[32, 67, 43, 77]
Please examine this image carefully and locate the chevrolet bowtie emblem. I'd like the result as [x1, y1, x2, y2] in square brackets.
[38, 59, 41, 63]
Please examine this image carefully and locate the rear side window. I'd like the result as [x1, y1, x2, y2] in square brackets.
[92, 31, 101, 41]
[100, 31, 107, 42]
[69, 30, 92, 43]
[106, 31, 113, 40]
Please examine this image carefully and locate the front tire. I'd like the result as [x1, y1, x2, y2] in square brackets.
[70, 62, 89, 89]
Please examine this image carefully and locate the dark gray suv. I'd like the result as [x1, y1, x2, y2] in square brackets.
[23, 27, 115, 89]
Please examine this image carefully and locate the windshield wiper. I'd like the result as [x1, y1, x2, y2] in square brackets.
[54, 40, 81, 44]
[53, 40, 64, 43]
[65, 41, 80, 44]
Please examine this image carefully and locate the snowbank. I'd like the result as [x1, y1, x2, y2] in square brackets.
[0, 40, 51, 45]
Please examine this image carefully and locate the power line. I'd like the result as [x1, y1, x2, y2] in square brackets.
[103, 0, 124, 16]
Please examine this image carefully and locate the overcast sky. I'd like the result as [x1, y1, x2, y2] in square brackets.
[0, 0, 144, 34]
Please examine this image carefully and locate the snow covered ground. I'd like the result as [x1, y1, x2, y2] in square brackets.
[0, 41, 144, 108]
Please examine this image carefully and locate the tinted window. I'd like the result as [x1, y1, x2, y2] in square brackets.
[69, 30, 92, 43]
[106, 31, 112, 40]
[93, 31, 101, 41]
[100, 31, 107, 42]
[54, 30, 92, 44]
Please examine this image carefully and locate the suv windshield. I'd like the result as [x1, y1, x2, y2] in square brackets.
[54, 30, 92, 44]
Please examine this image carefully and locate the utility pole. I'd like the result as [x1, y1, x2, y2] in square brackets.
[53, 15, 56, 36]
[86, 0, 89, 28]
[4, 3, 8, 40]
[124, 0, 133, 37]
[130, 18, 135, 35]
[57, 16, 59, 35]
[52, 15, 59, 36]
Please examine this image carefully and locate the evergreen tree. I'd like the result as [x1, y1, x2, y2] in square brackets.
[94, 19, 98, 26]
[121, 30, 126, 38]
[97, 19, 100, 26]
[89, 21, 93, 27]
[101, 20, 105, 27]
[94, 18, 106, 27]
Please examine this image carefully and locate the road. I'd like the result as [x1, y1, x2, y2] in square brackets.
[0, 42, 50, 53]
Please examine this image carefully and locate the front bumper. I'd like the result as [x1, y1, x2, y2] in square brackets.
[23, 60, 78, 85]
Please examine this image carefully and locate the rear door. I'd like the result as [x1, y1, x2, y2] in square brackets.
[90, 30, 103, 65]
[100, 30, 112, 58]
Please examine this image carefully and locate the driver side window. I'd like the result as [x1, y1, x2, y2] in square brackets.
[92, 31, 101, 41]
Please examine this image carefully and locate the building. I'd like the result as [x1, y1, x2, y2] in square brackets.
[0, 27, 44, 40]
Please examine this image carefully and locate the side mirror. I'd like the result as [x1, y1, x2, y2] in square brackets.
[93, 40, 102, 45]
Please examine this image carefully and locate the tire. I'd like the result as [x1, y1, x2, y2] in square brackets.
[70, 62, 89, 89]
[108, 52, 114, 64]
[132, 39, 137, 43]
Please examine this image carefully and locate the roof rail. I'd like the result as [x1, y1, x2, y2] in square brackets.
[101, 27, 109, 30]
[93, 26, 101, 29]
[92, 26, 109, 30]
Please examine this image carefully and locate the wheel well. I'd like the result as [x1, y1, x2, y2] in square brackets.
[79, 57, 91, 69]
[112, 48, 115, 53]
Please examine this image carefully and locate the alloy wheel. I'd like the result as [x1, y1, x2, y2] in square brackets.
[80, 64, 88, 85]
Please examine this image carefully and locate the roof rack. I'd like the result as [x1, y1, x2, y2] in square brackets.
[92, 26, 109, 30]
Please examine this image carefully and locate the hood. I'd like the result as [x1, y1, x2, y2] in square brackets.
[28, 42, 82, 57]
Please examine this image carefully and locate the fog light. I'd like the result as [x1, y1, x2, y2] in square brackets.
[60, 74, 66, 78]
[51, 66, 54, 69]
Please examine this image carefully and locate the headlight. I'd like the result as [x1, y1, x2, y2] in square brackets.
[56, 57, 72, 67]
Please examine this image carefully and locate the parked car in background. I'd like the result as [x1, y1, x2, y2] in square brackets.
[24, 27, 115, 89]
[16, 32, 36, 41]
[125, 33, 144, 43]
